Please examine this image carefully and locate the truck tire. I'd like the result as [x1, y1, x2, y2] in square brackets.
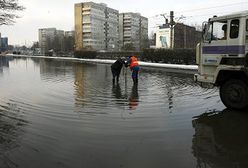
[220, 79, 248, 110]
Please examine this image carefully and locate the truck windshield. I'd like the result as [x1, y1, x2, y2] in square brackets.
[204, 21, 227, 42]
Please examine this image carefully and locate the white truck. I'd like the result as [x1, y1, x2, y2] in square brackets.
[194, 11, 248, 110]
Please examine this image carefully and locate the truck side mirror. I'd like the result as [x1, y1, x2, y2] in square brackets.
[202, 23, 206, 37]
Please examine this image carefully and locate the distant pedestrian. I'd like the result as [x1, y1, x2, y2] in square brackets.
[127, 55, 140, 85]
[111, 58, 125, 84]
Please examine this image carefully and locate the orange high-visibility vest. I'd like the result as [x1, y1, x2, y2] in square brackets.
[130, 56, 139, 69]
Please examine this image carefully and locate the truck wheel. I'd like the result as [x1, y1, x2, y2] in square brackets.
[220, 79, 248, 110]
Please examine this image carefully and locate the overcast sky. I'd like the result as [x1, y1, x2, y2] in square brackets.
[0, 0, 247, 46]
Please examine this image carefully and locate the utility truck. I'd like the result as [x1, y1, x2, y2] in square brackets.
[194, 11, 248, 110]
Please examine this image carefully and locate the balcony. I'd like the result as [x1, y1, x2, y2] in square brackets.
[82, 7, 91, 11]
[123, 34, 131, 37]
[82, 12, 91, 15]
[83, 29, 91, 33]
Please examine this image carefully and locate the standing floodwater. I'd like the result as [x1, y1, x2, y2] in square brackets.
[1, 56, 247, 168]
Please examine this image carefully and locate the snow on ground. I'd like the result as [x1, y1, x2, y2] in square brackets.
[5, 54, 198, 71]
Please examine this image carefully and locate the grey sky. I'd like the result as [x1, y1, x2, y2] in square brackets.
[0, 0, 247, 46]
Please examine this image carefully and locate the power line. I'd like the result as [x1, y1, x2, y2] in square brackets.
[149, 1, 247, 19]
[184, 9, 247, 20]
[175, 1, 248, 13]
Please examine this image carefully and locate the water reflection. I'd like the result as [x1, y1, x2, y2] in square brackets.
[74, 63, 86, 107]
[192, 109, 248, 168]
[0, 55, 225, 168]
[0, 56, 11, 74]
[112, 84, 122, 99]
[40, 59, 74, 82]
[0, 102, 27, 167]
[128, 84, 139, 110]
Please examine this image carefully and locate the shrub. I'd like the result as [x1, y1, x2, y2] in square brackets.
[74, 50, 97, 59]
[142, 48, 196, 64]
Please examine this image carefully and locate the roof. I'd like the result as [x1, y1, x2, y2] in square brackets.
[210, 10, 248, 22]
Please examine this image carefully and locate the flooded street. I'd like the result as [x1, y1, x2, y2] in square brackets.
[1, 56, 247, 168]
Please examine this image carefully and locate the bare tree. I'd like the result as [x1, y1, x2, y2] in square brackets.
[0, 0, 25, 25]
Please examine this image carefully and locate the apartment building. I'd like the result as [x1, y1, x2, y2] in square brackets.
[38, 28, 56, 54]
[1, 37, 8, 52]
[0, 33, 8, 52]
[74, 2, 119, 51]
[119, 13, 148, 51]
[38, 28, 68, 55]
[64, 31, 75, 52]
[56, 30, 65, 52]
[65, 31, 75, 38]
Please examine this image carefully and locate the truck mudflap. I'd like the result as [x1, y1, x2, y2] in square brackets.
[194, 73, 215, 84]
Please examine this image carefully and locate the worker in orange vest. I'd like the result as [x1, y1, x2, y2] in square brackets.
[127, 55, 140, 84]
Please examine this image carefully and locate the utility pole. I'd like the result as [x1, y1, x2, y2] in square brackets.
[169, 11, 175, 49]
[157, 11, 185, 49]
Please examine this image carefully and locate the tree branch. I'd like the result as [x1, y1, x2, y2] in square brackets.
[0, 0, 24, 25]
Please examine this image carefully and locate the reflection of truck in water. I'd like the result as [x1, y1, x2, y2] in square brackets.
[194, 11, 248, 110]
[192, 109, 248, 168]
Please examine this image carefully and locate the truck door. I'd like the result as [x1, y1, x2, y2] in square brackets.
[202, 20, 228, 66]
[201, 20, 228, 80]
[227, 19, 244, 57]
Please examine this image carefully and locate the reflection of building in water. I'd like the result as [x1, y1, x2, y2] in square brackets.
[192, 109, 248, 168]
[74, 63, 111, 109]
[128, 85, 139, 110]
[74, 63, 86, 107]
[39, 59, 73, 81]
[0, 56, 12, 74]
[0, 56, 11, 67]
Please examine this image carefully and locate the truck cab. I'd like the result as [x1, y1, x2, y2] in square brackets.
[194, 11, 248, 110]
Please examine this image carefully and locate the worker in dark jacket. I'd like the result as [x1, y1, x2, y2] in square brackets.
[111, 58, 125, 84]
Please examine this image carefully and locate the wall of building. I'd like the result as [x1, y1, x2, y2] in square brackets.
[74, 2, 119, 51]
[0, 37, 8, 52]
[119, 13, 148, 51]
[74, 3, 83, 51]
[105, 7, 119, 51]
[140, 16, 149, 50]
[39, 28, 56, 54]
[174, 23, 195, 49]
[38, 28, 72, 55]
[156, 23, 201, 49]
